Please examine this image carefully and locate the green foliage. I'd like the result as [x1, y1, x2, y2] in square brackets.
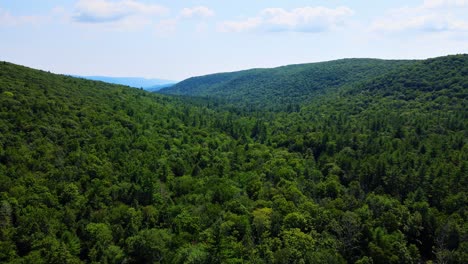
[0, 55, 467, 263]
[160, 58, 415, 111]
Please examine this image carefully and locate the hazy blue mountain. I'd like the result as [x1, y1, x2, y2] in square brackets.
[146, 83, 175, 92]
[77, 76, 176, 90]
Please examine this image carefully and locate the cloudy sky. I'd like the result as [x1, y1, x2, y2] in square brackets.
[1, 0, 467, 80]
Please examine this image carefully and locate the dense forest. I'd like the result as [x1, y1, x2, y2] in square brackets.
[159, 58, 415, 111]
[0, 55, 467, 263]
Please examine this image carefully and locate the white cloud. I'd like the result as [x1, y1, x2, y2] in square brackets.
[372, 14, 468, 32]
[371, 1, 468, 33]
[218, 6, 354, 33]
[218, 17, 262, 33]
[422, 0, 468, 8]
[73, 0, 168, 26]
[153, 6, 214, 35]
[180, 6, 214, 19]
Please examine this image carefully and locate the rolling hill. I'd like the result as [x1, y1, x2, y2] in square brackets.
[159, 58, 417, 110]
[0, 56, 466, 263]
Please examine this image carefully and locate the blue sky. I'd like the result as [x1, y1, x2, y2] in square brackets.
[1, 0, 467, 80]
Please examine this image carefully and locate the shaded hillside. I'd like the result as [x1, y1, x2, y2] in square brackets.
[0, 57, 467, 264]
[159, 59, 416, 110]
[348, 54, 467, 98]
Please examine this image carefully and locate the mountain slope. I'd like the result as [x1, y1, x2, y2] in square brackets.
[348, 54, 468, 97]
[159, 58, 416, 109]
[0, 58, 466, 263]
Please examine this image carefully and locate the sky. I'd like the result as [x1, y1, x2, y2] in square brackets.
[1, 0, 467, 81]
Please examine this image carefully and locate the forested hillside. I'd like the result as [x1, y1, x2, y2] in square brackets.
[0, 55, 467, 264]
[159, 59, 415, 110]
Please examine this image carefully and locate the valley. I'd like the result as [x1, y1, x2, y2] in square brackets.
[0, 55, 466, 263]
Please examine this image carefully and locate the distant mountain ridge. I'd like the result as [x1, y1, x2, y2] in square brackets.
[159, 58, 417, 109]
[77, 76, 176, 90]
[146, 83, 175, 92]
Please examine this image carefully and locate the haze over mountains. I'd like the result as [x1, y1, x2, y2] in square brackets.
[0, 55, 466, 263]
[78, 76, 176, 91]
